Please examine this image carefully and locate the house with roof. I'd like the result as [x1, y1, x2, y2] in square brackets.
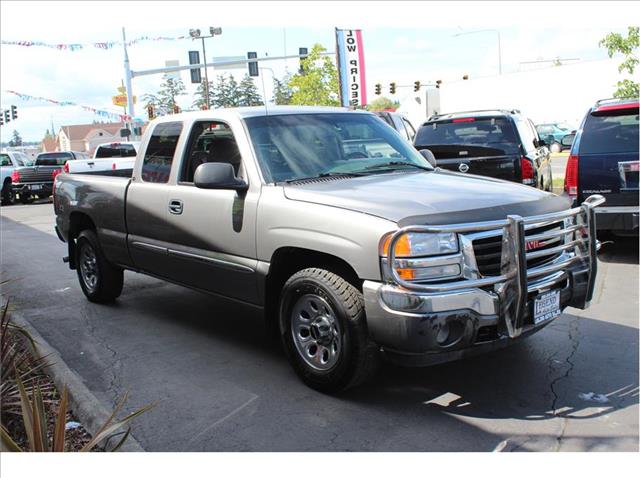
[57, 122, 127, 154]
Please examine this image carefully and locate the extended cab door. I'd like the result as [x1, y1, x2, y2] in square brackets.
[161, 119, 260, 305]
[126, 121, 184, 278]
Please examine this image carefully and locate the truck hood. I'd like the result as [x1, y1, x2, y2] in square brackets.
[283, 170, 571, 225]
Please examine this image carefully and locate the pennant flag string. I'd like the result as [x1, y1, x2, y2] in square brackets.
[3, 90, 132, 122]
[1, 35, 191, 51]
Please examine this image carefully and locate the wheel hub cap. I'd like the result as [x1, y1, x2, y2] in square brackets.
[291, 294, 342, 371]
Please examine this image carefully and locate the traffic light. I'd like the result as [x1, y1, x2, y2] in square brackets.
[10, 105, 17, 120]
[462, 74, 469, 80]
[299, 47, 308, 74]
[436, 80, 442, 89]
[389, 82, 396, 94]
[188, 50, 202, 84]
[0, 115, 3, 127]
[147, 104, 155, 120]
[173, 105, 181, 114]
[374, 83, 381, 95]
[3, 110, 9, 124]
[413, 81, 421, 92]
[247, 51, 259, 77]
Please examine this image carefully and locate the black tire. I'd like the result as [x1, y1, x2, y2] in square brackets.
[279, 268, 379, 392]
[37, 194, 51, 200]
[1, 181, 15, 206]
[19, 193, 33, 204]
[75, 229, 123, 303]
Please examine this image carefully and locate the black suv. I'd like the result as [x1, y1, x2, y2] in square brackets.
[414, 109, 553, 191]
[564, 98, 638, 234]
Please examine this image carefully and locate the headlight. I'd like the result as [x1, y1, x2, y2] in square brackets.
[380, 232, 459, 257]
[380, 232, 462, 282]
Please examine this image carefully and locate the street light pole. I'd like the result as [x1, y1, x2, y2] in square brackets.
[190, 27, 222, 109]
[453, 29, 502, 75]
[201, 37, 210, 108]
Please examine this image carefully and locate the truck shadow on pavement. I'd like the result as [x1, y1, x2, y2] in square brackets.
[597, 233, 639, 265]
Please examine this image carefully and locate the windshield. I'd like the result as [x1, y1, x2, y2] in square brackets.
[245, 113, 431, 183]
[95, 143, 137, 158]
[36, 152, 72, 166]
[415, 117, 518, 149]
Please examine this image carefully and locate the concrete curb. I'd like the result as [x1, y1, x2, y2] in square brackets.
[10, 312, 145, 452]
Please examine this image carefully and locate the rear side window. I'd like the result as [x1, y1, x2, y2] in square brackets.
[36, 152, 72, 166]
[580, 110, 639, 154]
[0, 154, 10, 166]
[415, 117, 517, 148]
[141, 122, 183, 183]
[96, 143, 137, 158]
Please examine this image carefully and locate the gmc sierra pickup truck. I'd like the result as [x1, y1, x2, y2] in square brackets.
[54, 106, 604, 392]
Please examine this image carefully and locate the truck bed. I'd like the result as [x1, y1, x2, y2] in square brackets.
[54, 173, 133, 267]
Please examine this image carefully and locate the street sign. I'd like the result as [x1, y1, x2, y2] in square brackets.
[112, 94, 137, 107]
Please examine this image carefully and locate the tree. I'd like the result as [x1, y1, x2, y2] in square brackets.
[192, 80, 214, 109]
[211, 74, 240, 108]
[9, 130, 22, 147]
[366, 96, 400, 111]
[600, 26, 639, 99]
[272, 75, 293, 105]
[288, 43, 340, 106]
[237, 74, 264, 106]
[142, 74, 187, 115]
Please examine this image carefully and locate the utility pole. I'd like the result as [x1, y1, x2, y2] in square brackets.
[201, 36, 210, 108]
[122, 27, 136, 136]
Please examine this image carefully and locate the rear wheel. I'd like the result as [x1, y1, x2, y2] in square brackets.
[1, 181, 14, 205]
[76, 229, 123, 303]
[279, 268, 379, 392]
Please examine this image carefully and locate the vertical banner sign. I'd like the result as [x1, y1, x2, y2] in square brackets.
[335, 29, 367, 107]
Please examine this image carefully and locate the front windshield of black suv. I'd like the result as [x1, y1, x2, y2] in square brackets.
[245, 113, 431, 183]
[36, 152, 73, 166]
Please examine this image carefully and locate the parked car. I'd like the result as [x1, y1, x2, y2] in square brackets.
[414, 109, 553, 191]
[564, 98, 638, 235]
[374, 111, 417, 142]
[535, 123, 573, 153]
[65, 141, 140, 176]
[54, 106, 604, 392]
[12, 150, 88, 203]
[1, 151, 34, 205]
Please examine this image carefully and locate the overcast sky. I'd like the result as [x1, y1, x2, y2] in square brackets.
[0, 1, 632, 142]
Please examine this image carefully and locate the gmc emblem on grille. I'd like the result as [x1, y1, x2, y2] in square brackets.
[525, 240, 544, 251]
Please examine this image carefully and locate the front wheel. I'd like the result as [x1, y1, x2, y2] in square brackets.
[76, 229, 123, 303]
[279, 268, 379, 392]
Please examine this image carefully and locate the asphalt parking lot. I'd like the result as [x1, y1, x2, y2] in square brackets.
[1, 202, 638, 452]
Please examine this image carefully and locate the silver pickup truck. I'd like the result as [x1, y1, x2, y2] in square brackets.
[53, 106, 604, 392]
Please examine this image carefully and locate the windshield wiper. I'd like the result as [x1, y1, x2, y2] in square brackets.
[360, 161, 433, 172]
[283, 171, 366, 184]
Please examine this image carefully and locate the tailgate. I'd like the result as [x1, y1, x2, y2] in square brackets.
[578, 151, 639, 206]
[426, 144, 520, 182]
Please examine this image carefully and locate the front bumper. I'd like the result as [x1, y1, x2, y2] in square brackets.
[363, 195, 604, 365]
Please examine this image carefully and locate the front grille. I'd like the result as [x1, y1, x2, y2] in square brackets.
[472, 221, 565, 277]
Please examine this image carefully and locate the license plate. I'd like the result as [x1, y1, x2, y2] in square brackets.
[30, 184, 42, 191]
[534, 290, 561, 325]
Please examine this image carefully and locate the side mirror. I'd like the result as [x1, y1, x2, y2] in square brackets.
[419, 149, 437, 168]
[561, 134, 575, 148]
[194, 162, 248, 192]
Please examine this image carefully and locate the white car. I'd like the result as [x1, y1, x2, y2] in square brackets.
[65, 141, 140, 176]
[1, 150, 34, 205]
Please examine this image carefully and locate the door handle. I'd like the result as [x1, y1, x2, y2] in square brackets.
[168, 199, 183, 215]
